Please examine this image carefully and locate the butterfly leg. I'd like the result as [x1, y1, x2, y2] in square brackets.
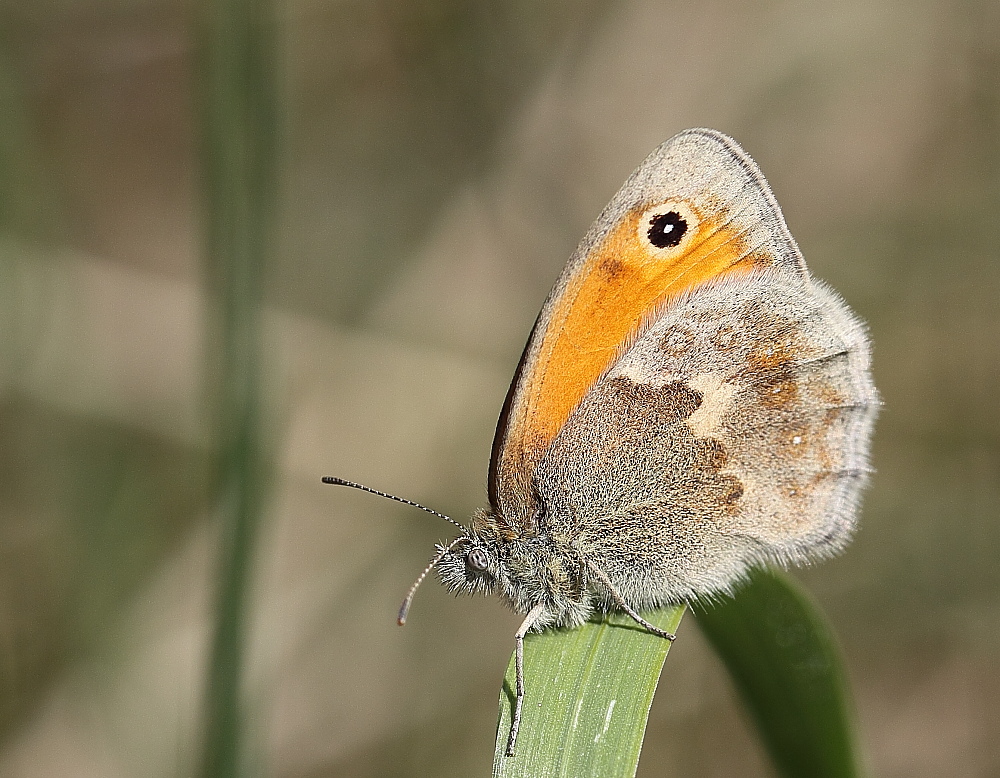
[507, 602, 546, 757]
[586, 560, 676, 641]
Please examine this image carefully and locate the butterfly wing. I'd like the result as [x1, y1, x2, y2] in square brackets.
[533, 267, 878, 604]
[490, 129, 813, 533]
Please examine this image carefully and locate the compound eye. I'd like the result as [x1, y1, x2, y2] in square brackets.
[466, 547, 490, 572]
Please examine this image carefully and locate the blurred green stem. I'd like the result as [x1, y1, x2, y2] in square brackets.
[696, 569, 866, 778]
[196, 0, 279, 776]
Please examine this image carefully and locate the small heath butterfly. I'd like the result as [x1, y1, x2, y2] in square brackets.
[325, 128, 879, 756]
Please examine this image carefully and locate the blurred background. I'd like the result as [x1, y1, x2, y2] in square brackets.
[1, 0, 998, 776]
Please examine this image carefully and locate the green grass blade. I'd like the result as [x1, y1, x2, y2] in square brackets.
[695, 568, 865, 778]
[196, 0, 279, 776]
[493, 606, 684, 778]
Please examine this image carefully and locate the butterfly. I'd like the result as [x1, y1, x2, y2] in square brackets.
[326, 128, 879, 756]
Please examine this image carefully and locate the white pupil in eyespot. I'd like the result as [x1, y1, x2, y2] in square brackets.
[647, 210, 688, 249]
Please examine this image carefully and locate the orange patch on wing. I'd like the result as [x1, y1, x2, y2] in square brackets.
[511, 204, 765, 468]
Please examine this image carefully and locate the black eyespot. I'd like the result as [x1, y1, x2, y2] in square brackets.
[647, 211, 687, 248]
[466, 547, 489, 572]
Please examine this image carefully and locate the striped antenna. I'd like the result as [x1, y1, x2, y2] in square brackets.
[396, 537, 465, 625]
[322, 476, 469, 625]
[321, 477, 467, 532]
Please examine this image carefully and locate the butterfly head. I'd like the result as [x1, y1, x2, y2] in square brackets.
[434, 510, 509, 597]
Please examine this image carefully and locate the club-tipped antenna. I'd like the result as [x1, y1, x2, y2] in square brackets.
[322, 476, 469, 625]
[321, 476, 466, 532]
[396, 537, 464, 626]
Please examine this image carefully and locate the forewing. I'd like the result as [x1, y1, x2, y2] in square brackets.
[490, 129, 810, 532]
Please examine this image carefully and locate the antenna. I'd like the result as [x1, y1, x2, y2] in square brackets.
[322, 476, 469, 625]
[396, 537, 464, 625]
[321, 477, 467, 532]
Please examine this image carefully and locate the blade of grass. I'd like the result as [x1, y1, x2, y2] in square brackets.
[695, 568, 865, 778]
[196, 0, 279, 776]
[493, 606, 684, 778]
